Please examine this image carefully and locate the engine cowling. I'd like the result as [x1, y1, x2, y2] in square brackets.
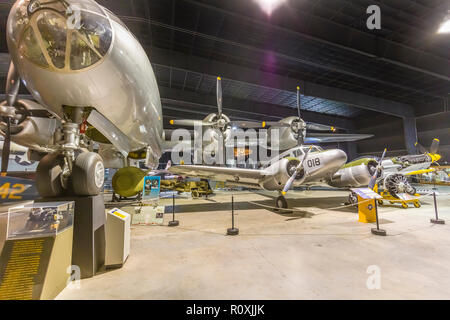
[328, 159, 378, 188]
[0, 99, 58, 153]
[259, 158, 306, 190]
[267, 116, 306, 150]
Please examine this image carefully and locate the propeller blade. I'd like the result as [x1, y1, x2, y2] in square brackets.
[368, 148, 387, 190]
[430, 138, 440, 155]
[415, 141, 428, 154]
[282, 146, 312, 194]
[169, 119, 212, 127]
[306, 123, 337, 132]
[262, 122, 291, 128]
[217, 77, 223, 119]
[16, 109, 55, 118]
[296, 86, 301, 119]
[1, 118, 11, 173]
[6, 62, 20, 107]
[230, 121, 266, 129]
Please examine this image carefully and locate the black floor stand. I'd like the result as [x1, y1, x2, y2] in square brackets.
[371, 200, 387, 236]
[168, 195, 179, 227]
[227, 196, 239, 236]
[36, 195, 106, 279]
[430, 191, 445, 225]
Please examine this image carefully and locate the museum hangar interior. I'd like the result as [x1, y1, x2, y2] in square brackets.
[0, 0, 449, 300]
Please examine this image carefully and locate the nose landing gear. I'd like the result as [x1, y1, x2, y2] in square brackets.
[36, 108, 105, 198]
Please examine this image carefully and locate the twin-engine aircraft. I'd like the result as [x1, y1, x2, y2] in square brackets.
[169, 145, 347, 209]
[169, 82, 352, 209]
[0, 0, 165, 197]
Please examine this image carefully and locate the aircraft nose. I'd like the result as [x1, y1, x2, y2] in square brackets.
[327, 149, 348, 168]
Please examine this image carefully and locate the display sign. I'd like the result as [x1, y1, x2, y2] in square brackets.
[132, 206, 165, 226]
[350, 188, 383, 200]
[108, 208, 130, 221]
[142, 176, 161, 201]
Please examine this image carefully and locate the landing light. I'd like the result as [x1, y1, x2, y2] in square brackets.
[253, 0, 287, 15]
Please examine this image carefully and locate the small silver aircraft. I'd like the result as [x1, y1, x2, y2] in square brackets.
[169, 144, 347, 209]
[0, 0, 165, 197]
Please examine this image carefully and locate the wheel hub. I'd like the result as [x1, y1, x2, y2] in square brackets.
[94, 161, 105, 188]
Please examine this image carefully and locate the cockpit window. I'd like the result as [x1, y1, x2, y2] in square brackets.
[19, 26, 49, 68]
[15, 0, 112, 72]
[36, 11, 67, 69]
[69, 11, 111, 70]
[70, 31, 100, 70]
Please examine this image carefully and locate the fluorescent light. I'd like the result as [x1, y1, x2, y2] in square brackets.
[253, 0, 287, 15]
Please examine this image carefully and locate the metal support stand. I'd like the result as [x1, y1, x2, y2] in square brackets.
[371, 200, 387, 236]
[227, 196, 239, 236]
[168, 194, 179, 227]
[430, 191, 445, 225]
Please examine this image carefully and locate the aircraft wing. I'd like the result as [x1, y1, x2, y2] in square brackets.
[168, 165, 266, 188]
[305, 133, 374, 143]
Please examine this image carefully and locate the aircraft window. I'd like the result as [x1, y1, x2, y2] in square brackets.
[36, 11, 67, 69]
[75, 11, 112, 57]
[70, 33, 101, 70]
[293, 149, 304, 157]
[19, 26, 49, 68]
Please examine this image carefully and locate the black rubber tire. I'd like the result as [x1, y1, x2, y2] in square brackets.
[36, 153, 65, 198]
[275, 196, 288, 209]
[72, 152, 104, 196]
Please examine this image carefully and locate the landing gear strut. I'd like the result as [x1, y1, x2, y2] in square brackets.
[35, 108, 105, 198]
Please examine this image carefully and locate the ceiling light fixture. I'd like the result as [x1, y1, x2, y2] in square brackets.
[253, 0, 287, 16]
[437, 10, 450, 34]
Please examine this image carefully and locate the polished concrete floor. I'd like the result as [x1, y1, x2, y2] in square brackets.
[54, 186, 450, 300]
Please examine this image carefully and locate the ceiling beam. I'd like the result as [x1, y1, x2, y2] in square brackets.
[150, 47, 415, 118]
[181, 0, 450, 82]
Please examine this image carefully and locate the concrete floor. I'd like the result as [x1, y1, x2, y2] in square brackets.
[54, 186, 450, 300]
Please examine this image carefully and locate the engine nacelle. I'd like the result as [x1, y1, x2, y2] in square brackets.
[259, 158, 306, 190]
[328, 159, 378, 188]
[267, 116, 306, 151]
[0, 99, 58, 153]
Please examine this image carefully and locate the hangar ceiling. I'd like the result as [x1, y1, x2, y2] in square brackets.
[0, 0, 449, 158]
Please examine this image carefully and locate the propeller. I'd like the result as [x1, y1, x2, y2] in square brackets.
[282, 145, 312, 195]
[0, 62, 53, 172]
[1, 62, 20, 173]
[415, 139, 440, 155]
[368, 148, 387, 190]
[430, 138, 440, 155]
[170, 77, 264, 131]
[265, 86, 337, 146]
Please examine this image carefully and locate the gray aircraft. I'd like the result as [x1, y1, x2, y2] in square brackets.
[0, 0, 164, 197]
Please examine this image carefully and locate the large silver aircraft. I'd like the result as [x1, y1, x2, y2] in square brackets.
[0, 0, 164, 197]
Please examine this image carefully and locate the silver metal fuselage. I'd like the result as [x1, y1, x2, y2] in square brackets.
[6, 0, 163, 159]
